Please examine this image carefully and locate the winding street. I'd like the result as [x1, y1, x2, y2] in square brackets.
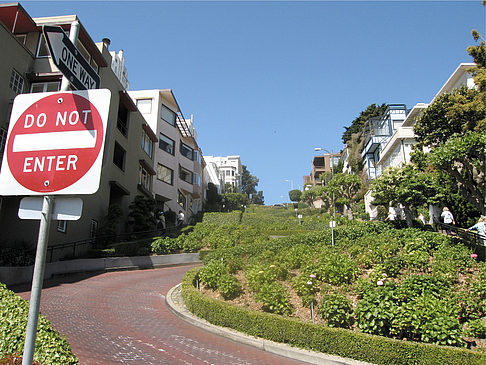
[14, 265, 306, 364]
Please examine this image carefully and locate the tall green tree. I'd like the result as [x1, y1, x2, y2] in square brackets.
[222, 193, 249, 211]
[241, 165, 259, 197]
[371, 166, 437, 227]
[288, 189, 302, 202]
[327, 173, 362, 219]
[252, 191, 265, 205]
[342, 103, 387, 144]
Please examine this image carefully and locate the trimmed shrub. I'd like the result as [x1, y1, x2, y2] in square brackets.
[182, 268, 486, 365]
[0, 283, 78, 364]
[319, 293, 353, 329]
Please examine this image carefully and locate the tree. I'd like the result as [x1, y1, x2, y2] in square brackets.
[342, 103, 387, 144]
[222, 193, 249, 211]
[241, 165, 259, 197]
[414, 86, 485, 149]
[429, 132, 486, 215]
[206, 182, 222, 212]
[252, 191, 265, 205]
[371, 166, 437, 227]
[128, 195, 157, 232]
[288, 189, 302, 202]
[327, 173, 362, 219]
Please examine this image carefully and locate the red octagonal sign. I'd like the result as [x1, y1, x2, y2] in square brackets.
[0, 90, 110, 195]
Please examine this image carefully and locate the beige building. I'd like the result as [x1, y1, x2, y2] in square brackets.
[128, 90, 205, 224]
[303, 153, 340, 188]
[0, 3, 157, 259]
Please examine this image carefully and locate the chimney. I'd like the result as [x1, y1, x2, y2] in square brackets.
[102, 38, 111, 49]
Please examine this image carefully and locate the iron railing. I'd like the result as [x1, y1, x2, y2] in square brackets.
[434, 219, 485, 261]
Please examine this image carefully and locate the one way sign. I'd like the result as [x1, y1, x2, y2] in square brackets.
[43, 25, 100, 90]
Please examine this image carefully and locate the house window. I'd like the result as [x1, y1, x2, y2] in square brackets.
[180, 142, 194, 160]
[76, 40, 98, 72]
[161, 105, 176, 126]
[9, 70, 24, 95]
[0, 128, 7, 153]
[157, 164, 173, 185]
[159, 133, 175, 155]
[113, 142, 126, 171]
[89, 220, 98, 238]
[136, 98, 152, 114]
[226, 170, 230, 176]
[117, 101, 129, 137]
[141, 130, 153, 158]
[57, 220, 67, 233]
[177, 190, 186, 210]
[36, 33, 49, 57]
[193, 172, 201, 186]
[15, 34, 26, 45]
[179, 165, 193, 184]
[31, 81, 60, 93]
[139, 165, 151, 191]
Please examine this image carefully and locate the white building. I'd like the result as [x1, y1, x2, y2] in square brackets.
[129, 89, 205, 222]
[204, 155, 242, 193]
[110, 48, 129, 90]
[365, 63, 476, 219]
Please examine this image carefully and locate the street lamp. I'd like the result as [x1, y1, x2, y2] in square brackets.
[285, 179, 293, 204]
[314, 147, 336, 246]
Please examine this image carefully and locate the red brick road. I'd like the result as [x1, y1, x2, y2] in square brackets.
[15, 265, 306, 364]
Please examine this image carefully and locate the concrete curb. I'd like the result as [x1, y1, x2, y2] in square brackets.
[1, 253, 201, 286]
[166, 284, 373, 365]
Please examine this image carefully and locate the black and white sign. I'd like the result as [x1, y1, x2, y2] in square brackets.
[43, 25, 100, 90]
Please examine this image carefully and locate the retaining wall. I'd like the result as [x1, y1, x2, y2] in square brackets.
[0, 253, 200, 286]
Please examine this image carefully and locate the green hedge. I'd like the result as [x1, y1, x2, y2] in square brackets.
[0, 283, 78, 364]
[182, 268, 486, 365]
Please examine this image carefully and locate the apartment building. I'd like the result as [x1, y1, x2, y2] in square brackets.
[204, 155, 242, 193]
[361, 104, 407, 181]
[363, 63, 476, 219]
[303, 152, 340, 188]
[0, 3, 156, 258]
[128, 90, 205, 222]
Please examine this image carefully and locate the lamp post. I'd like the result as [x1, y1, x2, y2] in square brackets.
[314, 147, 336, 246]
[285, 179, 293, 204]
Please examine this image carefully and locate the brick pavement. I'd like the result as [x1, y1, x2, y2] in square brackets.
[14, 265, 307, 364]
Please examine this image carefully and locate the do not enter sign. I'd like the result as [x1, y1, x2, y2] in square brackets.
[0, 90, 110, 195]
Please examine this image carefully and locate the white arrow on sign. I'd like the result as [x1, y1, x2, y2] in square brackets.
[43, 25, 100, 90]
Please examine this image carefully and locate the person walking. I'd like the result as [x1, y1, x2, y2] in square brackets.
[466, 216, 486, 246]
[177, 210, 185, 227]
[440, 207, 455, 235]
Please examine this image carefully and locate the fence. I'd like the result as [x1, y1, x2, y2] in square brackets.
[46, 226, 181, 263]
[434, 219, 486, 261]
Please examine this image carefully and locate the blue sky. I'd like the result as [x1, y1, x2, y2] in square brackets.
[22, 1, 485, 205]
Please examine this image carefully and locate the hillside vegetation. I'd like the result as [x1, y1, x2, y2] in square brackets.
[163, 206, 486, 355]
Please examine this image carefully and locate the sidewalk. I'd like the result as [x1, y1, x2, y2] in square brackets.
[166, 284, 373, 365]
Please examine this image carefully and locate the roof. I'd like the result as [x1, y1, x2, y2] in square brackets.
[159, 89, 193, 138]
[0, 2, 36, 33]
[431, 63, 475, 102]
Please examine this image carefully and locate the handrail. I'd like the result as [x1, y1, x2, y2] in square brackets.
[434, 219, 485, 261]
[46, 225, 182, 263]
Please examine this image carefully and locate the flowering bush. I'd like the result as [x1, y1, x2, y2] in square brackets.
[317, 252, 360, 286]
[254, 282, 293, 315]
[319, 293, 353, 328]
[199, 260, 228, 290]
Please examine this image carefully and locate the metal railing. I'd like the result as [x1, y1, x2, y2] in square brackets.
[434, 219, 486, 261]
[46, 225, 182, 263]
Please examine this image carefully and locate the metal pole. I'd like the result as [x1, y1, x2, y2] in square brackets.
[22, 20, 79, 365]
[60, 20, 80, 91]
[22, 196, 53, 365]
